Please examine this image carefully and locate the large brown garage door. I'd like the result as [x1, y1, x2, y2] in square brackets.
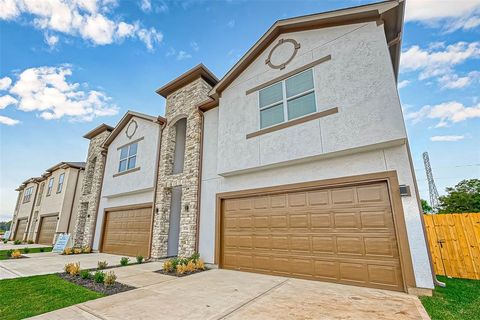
[38, 215, 58, 245]
[221, 181, 405, 291]
[101, 206, 152, 257]
[14, 219, 27, 241]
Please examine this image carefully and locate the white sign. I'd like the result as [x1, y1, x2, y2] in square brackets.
[2, 230, 11, 240]
[53, 233, 71, 253]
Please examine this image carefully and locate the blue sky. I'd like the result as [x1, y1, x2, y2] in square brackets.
[1, 0, 479, 221]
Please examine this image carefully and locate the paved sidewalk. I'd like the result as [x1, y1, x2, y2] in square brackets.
[28, 269, 430, 320]
[0, 243, 51, 250]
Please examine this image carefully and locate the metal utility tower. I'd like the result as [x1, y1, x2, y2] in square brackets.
[423, 152, 440, 212]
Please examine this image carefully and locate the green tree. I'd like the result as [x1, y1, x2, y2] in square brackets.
[438, 179, 480, 213]
[421, 199, 432, 213]
[0, 220, 11, 232]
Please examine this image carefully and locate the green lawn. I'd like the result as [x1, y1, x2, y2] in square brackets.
[420, 276, 480, 320]
[0, 247, 53, 260]
[0, 274, 104, 320]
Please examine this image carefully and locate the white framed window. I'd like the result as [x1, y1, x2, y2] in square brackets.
[46, 177, 54, 196]
[259, 69, 316, 129]
[57, 173, 65, 193]
[118, 142, 138, 173]
[23, 187, 33, 203]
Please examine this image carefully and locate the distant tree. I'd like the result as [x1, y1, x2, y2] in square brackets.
[0, 221, 11, 232]
[421, 199, 432, 213]
[438, 179, 480, 213]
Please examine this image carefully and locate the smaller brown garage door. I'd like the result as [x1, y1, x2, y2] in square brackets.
[101, 206, 152, 257]
[38, 215, 58, 245]
[14, 219, 27, 241]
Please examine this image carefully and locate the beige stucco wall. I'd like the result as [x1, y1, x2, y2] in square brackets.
[11, 181, 38, 240]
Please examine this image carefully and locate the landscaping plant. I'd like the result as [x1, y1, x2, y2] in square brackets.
[74, 248, 83, 254]
[94, 271, 105, 283]
[23, 247, 30, 254]
[82, 246, 92, 253]
[136, 255, 144, 264]
[163, 253, 206, 275]
[11, 250, 22, 259]
[40, 247, 45, 252]
[64, 262, 81, 276]
[27, 240, 34, 244]
[63, 248, 73, 255]
[14, 240, 21, 245]
[97, 261, 108, 269]
[3, 239, 7, 244]
[104, 271, 117, 286]
[6, 249, 13, 258]
[120, 257, 130, 266]
[80, 270, 91, 279]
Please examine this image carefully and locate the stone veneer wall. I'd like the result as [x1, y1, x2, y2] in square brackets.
[151, 77, 212, 258]
[72, 130, 110, 248]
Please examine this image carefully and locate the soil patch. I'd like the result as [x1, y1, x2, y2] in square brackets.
[155, 268, 209, 277]
[58, 273, 135, 295]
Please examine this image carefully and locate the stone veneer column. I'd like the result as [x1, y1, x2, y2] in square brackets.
[151, 77, 211, 258]
[72, 130, 110, 248]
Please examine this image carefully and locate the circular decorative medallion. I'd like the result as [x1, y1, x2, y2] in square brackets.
[265, 38, 301, 70]
[125, 119, 138, 139]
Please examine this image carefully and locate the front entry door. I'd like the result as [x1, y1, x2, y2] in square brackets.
[167, 186, 182, 257]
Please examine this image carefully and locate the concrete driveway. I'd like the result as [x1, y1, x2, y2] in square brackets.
[29, 269, 430, 320]
[0, 252, 124, 279]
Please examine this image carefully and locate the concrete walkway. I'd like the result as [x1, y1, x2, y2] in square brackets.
[28, 269, 430, 320]
[0, 252, 124, 279]
[0, 242, 51, 250]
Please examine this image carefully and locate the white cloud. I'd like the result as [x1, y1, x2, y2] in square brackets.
[0, 95, 18, 109]
[405, 101, 480, 127]
[430, 135, 465, 142]
[44, 33, 59, 47]
[6, 66, 119, 121]
[405, 0, 480, 33]
[0, 0, 163, 50]
[0, 77, 12, 90]
[397, 80, 410, 89]
[190, 41, 199, 52]
[140, 0, 151, 12]
[227, 19, 235, 28]
[176, 50, 191, 60]
[401, 41, 480, 88]
[439, 71, 480, 89]
[0, 115, 20, 125]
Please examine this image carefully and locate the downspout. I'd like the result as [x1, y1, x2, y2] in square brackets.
[25, 181, 39, 242]
[406, 141, 445, 288]
[89, 147, 108, 249]
[66, 168, 81, 234]
[149, 117, 166, 259]
[195, 109, 205, 254]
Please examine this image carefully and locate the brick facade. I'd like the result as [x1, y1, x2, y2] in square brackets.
[151, 77, 212, 258]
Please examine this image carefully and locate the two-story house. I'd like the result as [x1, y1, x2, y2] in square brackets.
[11, 178, 40, 242]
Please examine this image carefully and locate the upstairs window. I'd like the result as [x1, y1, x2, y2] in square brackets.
[46, 177, 54, 196]
[259, 69, 316, 129]
[36, 182, 45, 206]
[118, 142, 137, 173]
[57, 173, 65, 193]
[23, 186, 33, 203]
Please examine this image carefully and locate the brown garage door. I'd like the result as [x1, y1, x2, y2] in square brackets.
[221, 182, 405, 291]
[14, 219, 27, 241]
[101, 206, 152, 257]
[38, 215, 58, 245]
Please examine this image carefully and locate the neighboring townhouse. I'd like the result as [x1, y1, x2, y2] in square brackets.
[10, 178, 40, 241]
[83, 111, 165, 257]
[10, 162, 85, 245]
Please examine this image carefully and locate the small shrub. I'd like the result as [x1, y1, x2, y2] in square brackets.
[3, 239, 7, 244]
[176, 263, 188, 275]
[120, 257, 130, 266]
[27, 240, 34, 244]
[80, 270, 91, 279]
[163, 260, 173, 273]
[185, 260, 196, 273]
[195, 259, 205, 270]
[23, 247, 30, 254]
[136, 256, 144, 264]
[104, 271, 117, 286]
[94, 271, 105, 283]
[6, 249, 13, 257]
[74, 248, 83, 254]
[11, 250, 22, 259]
[97, 260, 108, 269]
[14, 240, 21, 245]
[64, 262, 81, 276]
[82, 246, 92, 253]
[190, 252, 200, 262]
[63, 248, 73, 255]
[40, 248, 45, 252]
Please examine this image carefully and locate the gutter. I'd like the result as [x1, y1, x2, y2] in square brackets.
[148, 117, 166, 259]
[66, 168, 82, 235]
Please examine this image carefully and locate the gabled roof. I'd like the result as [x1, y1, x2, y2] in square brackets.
[83, 123, 114, 139]
[156, 64, 219, 98]
[46, 161, 86, 173]
[210, 0, 405, 98]
[15, 177, 42, 191]
[102, 110, 166, 148]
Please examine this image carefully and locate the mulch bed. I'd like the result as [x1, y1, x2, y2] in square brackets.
[58, 273, 135, 295]
[154, 268, 208, 277]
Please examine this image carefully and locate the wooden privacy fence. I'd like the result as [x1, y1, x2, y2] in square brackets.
[424, 213, 480, 280]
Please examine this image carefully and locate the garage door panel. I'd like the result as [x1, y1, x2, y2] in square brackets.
[38, 216, 57, 245]
[221, 181, 405, 292]
[102, 206, 152, 257]
[15, 219, 27, 241]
